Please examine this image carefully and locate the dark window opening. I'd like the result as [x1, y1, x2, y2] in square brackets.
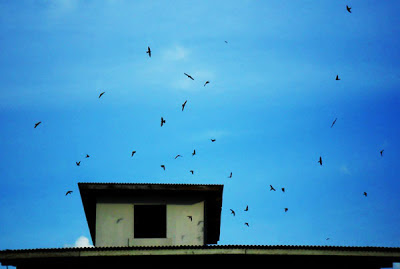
[134, 205, 166, 238]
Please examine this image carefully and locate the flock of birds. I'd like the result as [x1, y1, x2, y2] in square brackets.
[30, 5, 386, 242]
[221, 5, 386, 231]
[33, 44, 223, 198]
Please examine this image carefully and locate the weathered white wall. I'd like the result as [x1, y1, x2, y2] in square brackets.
[95, 200, 205, 247]
[95, 203, 134, 247]
[167, 202, 204, 245]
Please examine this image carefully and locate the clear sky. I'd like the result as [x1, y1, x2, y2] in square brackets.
[0, 0, 400, 257]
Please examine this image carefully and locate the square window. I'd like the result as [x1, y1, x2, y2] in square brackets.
[134, 205, 166, 238]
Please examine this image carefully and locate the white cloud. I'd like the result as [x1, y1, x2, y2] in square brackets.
[162, 45, 189, 61]
[64, 236, 94, 248]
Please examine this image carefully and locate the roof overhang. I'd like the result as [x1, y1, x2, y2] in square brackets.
[1, 245, 400, 268]
[78, 182, 224, 245]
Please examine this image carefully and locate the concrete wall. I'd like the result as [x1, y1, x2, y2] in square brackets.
[95, 200, 204, 247]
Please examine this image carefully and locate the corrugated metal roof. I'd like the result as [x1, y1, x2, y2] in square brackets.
[78, 182, 224, 186]
[2, 245, 400, 253]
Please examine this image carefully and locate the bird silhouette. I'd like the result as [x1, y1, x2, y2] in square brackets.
[270, 185, 276, 191]
[244, 205, 248, 211]
[211, 139, 216, 142]
[364, 192, 367, 197]
[230, 209, 235, 216]
[245, 222, 249, 227]
[86, 154, 90, 158]
[99, 92, 105, 98]
[184, 73, 194, 80]
[76, 161, 81, 166]
[131, 151, 136, 157]
[225, 41, 228, 43]
[331, 118, 337, 128]
[282, 187, 285, 193]
[146, 46, 151, 57]
[380, 149, 384, 156]
[228, 172, 232, 178]
[318, 156, 323, 166]
[346, 5, 352, 13]
[65, 191, 73, 196]
[161, 165, 165, 170]
[182, 100, 187, 111]
[192, 149, 196, 156]
[336, 75, 340, 81]
[190, 170, 194, 175]
[284, 208, 288, 212]
[161, 117, 166, 127]
[34, 121, 41, 128]
[204, 81, 210, 87]
[187, 216, 192, 221]
[175, 154, 182, 159]
[116, 218, 123, 223]
[326, 238, 330, 240]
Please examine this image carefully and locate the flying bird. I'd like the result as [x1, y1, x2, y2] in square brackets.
[346, 5, 352, 13]
[175, 155, 182, 159]
[331, 118, 337, 128]
[380, 149, 384, 156]
[204, 81, 210, 87]
[192, 149, 196, 156]
[187, 216, 192, 221]
[190, 170, 194, 174]
[65, 191, 73, 196]
[34, 121, 41, 128]
[161, 165, 165, 170]
[230, 209, 235, 216]
[228, 172, 232, 178]
[161, 117, 166, 127]
[146, 46, 151, 57]
[270, 185, 276, 191]
[364, 192, 367, 197]
[281, 188, 285, 193]
[326, 238, 330, 240]
[85, 154, 90, 158]
[244, 205, 248, 211]
[336, 75, 340, 81]
[116, 218, 123, 223]
[182, 100, 187, 111]
[318, 156, 323, 166]
[284, 208, 288, 212]
[184, 73, 194, 80]
[99, 92, 105, 98]
[211, 139, 216, 142]
[76, 161, 81, 166]
[131, 151, 136, 157]
[245, 223, 249, 227]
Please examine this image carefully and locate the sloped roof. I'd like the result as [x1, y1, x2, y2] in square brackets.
[78, 182, 224, 245]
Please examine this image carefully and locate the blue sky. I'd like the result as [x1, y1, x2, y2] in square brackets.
[0, 0, 400, 257]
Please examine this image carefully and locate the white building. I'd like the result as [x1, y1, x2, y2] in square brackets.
[79, 182, 223, 247]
